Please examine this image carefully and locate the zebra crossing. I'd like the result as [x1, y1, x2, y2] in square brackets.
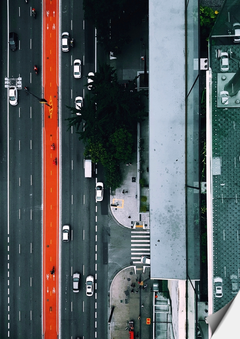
[131, 229, 150, 264]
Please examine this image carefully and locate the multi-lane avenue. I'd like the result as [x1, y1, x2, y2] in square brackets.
[0, 0, 109, 338]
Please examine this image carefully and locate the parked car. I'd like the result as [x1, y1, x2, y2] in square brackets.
[62, 225, 70, 242]
[230, 274, 239, 295]
[220, 91, 229, 105]
[9, 32, 18, 51]
[233, 23, 240, 43]
[141, 256, 151, 265]
[87, 72, 94, 90]
[214, 277, 223, 298]
[73, 272, 80, 293]
[96, 182, 104, 202]
[73, 59, 81, 78]
[8, 86, 18, 106]
[220, 52, 229, 72]
[75, 96, 83, 114]
[62, 32, 70, 52]
[86, 275, 94, 296]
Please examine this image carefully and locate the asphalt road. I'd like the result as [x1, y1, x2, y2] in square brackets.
[0, 0, 116, 338]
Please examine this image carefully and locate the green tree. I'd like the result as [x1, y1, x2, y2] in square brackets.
[66, 63, 147, 189]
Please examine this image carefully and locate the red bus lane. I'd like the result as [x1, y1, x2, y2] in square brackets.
[43, 0, 59, 337]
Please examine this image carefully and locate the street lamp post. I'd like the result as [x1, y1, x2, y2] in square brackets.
[24, 87, 52, 108]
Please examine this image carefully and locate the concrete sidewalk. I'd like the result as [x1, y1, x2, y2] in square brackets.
[110, 161, 139, 229]
[109, 266, 152, 339]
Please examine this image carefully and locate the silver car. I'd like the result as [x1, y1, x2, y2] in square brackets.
[73, 272, 80, 293]
[214, 277, 223, 298]
[220, 52, 229, 72]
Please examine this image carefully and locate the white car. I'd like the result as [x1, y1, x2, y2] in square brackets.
[233, 23, 240, 43]
[9, 86, 18, 106]
[75, 96, 83, 115]
[73, 272, 80, 293]
[86, 275, 94, 296]
[214, 277, 223, 298]
[220, 91, 229, 105]
[141, 256, 150, 265]
[87, 72, 94, 90]
[220, 52, 229, 72]
[96, 182, 104, 202]
[73, 59, 81, 78]
[61, 32, 70, 52]
[62, 225, 70, 242]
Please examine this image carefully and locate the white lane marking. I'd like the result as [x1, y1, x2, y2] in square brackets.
[19, 40, 21, 51]
[95, 28, 97, 72]
[95, 253, 97, 260]
[83, 195, 85, 204]
[19, 209, 21, 219]
[71, 19, 73, 31]
[19, 244, 20, 254]
[71, 88, 73, 99]
[71, 229, 73, 241]
[83, 20, 85, 30]
[30, 72, 32, 84]
[30, 277, 32, 287]
[30, 310, 32, 321]
[83, 264, 85, 276]
[83, 230, 85, 240]
[71, 126, 73, 134]
[30, 209, 32, 220]
[95, 263, 97, 271]
[95, 235, 97, 242]
[30, 243, 32, 253]
[95, 216, 97, 222]
[19, 140, 21, 151]
[95, 225, 97, 232]
[83, 55, 85, 66]
[30, 38, 32, 49]
[19, 7, 20, 17]
[131, 231, 150, 234]
[131, 239, 150, 242]
[19, 107, 21, 117]
[30, 140, 32, 149]
[19, 311, 21, 321]
[19, 177, 21, 186]
[131, 244, 150, 247]
[30, 106, 32, 119]
[95, 206, 97, 213]
[71, 195, 73, 204]
[83, 300, 84, 312]
[71, 301, 73, 312]
[71, 160, 73, 170]
[30, 175, 32, 186]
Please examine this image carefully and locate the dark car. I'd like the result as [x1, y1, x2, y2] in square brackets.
[9, 32, 18, 51]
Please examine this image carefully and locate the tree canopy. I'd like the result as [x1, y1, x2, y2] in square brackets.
[67, 63, 147, 189]
[83, 0, 148, 55]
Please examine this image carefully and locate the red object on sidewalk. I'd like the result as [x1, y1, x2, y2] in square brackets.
[129, 331, 134, 339]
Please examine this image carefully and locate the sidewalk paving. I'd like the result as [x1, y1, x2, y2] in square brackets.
[110, 161, 139, 229]
[109, 266, 152, 339]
